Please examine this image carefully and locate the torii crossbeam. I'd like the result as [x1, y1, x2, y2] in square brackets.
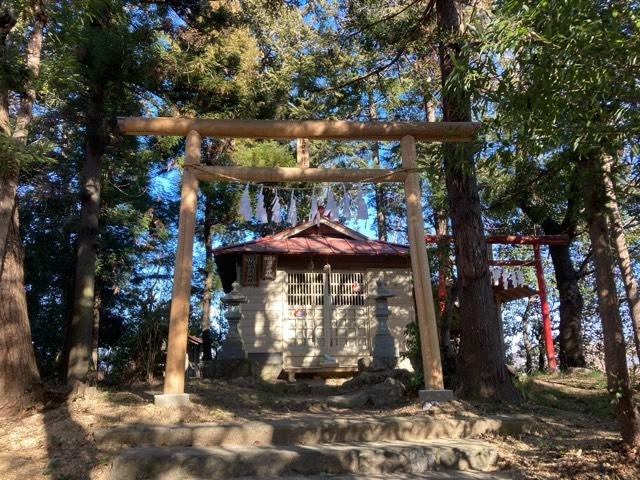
[118, 117, 480, 406]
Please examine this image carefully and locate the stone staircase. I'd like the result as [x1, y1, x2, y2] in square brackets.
[98, 414, 533, 479]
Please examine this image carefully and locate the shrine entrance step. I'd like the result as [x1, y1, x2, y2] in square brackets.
[233, 473, 515, 480]
[96, 414, 534, 449]
[108, 439, 498, 479]
[104, 414, 534, 480]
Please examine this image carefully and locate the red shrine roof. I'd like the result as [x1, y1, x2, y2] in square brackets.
[213, 216, 409, 257]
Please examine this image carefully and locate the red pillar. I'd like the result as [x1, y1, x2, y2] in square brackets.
[533, 244, 558, 371]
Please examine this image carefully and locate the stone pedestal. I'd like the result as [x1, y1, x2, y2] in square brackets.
[202, 359, 258, 379]
[419, 389, 454, 402]
[218, 282, 248, 360]
[368, 280, 398, 369]
[154, 393, 190, 407]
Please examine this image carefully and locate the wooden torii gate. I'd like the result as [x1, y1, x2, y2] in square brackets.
[118, 117, 479, 406]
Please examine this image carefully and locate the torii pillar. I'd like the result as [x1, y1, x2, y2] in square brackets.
[154, 130, 201, 407]
[402, 136, 450, 401]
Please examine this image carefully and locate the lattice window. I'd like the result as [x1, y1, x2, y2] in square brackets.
[287, 272, 324, 306]
[329, 272, 365, 306]
[287, 272, 324, 346]
[328, 272, 368, 348]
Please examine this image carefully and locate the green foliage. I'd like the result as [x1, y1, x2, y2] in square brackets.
[230, 141, 295, 168]
[0, 135, 53, 174]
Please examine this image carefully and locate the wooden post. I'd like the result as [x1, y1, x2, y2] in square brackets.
[158, 130, 201, 405]
[533, 244, 558, 372]
[296, 138, 310, 169]
[401, 135, 447, 396]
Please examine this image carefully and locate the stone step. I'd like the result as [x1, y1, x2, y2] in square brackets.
[234, 473, 514, 480]
[96, 414, 533, 449]
[108, 439, 499, 480]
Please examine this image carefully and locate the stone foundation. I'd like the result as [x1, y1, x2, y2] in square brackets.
[202, 359, 258, 379]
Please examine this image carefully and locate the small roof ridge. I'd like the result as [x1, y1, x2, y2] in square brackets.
[213, 216, 379, 255]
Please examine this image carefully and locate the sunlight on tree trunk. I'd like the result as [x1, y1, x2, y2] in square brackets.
[201, 204, 214, 361]
[436, 0, 518, 401]
[602, 153, 640, 364]
[549, 244, 587, 369]
[583, 154, 640, 448]
[66, 87, 105, 389]
[0, 0, 45, 412]
[0, 207, 42, 412]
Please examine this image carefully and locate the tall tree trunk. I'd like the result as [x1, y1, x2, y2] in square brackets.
[0, 207, 42, 412]
[582, 154, 640, 448]
[66, 86, 106, 389]
[57, 236, 76, 381]
[433, 211, 450, 337]
[521, 297, 534, 374]
[434, 210, 456, 384]
[92, 292, 101, 373]
[201, 203, 214, 361]
[0, 1, 45, 412]
[0, 0, 44, 279]
[0, 7, 18, 278]
[548, 244, 586, 368]
[436, 0, 518, 400]
[537, 320, 546, 372]
[368, 93, 387, 241]
[601, 153, 640, 363]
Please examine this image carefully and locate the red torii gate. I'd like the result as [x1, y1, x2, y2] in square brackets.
[424, 234, 570, 372]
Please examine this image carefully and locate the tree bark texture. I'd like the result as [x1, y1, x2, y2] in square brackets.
[0, 0, 45, 279]
[601, 153, 640, 363]
[582, 154, 640, 448]
[436, 0, 518, 400]
[0, 1, 45, 412]
[521, 297, 534, 374]
[368, 93, 388, 241]
[66, 86, 106, 387]
[537, 321, 546, 372]
[201, 203, 214, 361]
[92, 292, 101, 373]
[0, 7, 18, 276]
[0, 207, 42, 412]
[548, 243, 586, 368]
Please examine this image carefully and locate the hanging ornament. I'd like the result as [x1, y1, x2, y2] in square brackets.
[356, 187, 368, 221]
[501, 267, 510, 288]
[341, 185, 352, 221]
[309, 190, 319, 223]
[255, 185, 268, 224]
[238, 184, 253, 222]
[491, 266, 501, 285]
[287, 191, 298, 226]
[325, 186, 337, 220]
[271, 189, 282, 223]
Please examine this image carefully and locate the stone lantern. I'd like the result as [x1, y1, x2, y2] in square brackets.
[218, 281, 248, 360]
[368, 279, 398, 368]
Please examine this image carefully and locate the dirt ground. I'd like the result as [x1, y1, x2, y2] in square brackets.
[0, 370, 638, 480]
